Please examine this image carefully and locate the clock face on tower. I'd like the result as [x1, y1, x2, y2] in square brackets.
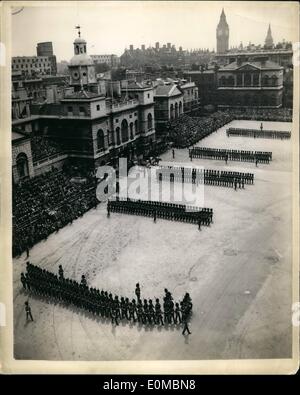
[72, 70, 80, 80]
[217, 29, 223, 37]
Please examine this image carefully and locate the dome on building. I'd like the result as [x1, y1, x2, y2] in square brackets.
[74, 37, 86, 45]
[69, 53, 94, 66]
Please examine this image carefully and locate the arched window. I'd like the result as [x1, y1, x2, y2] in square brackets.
[244, 73, 251, 87]
[227, 76, 234, 86]
[121, 119, 129, 142]
[271, 75, 278, 86]
[253, 73, 259, 86]
[130, 122, 134, 139]
[170, 103, 174, 119]
[219, 76, 226, 86]
[263, 75, 269, 86]
[16, 153, 29, 179]
[134, 120, 139, 134]
[116, 127, 121, 145]
[147, 113, 153, 130]
[237, 73, 242, 86]
[75, 45, 79, 54]
[179, 101, 182, 115]
[175, 102, 178, 118]
[97, 129, 105, 151]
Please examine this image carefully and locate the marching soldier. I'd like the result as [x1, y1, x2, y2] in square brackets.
[174, 302, 182, 324]
[25, 301, 34, 322]
[135, 283, 141, 302]
[148, 299, 155, 324]
[182, 313, 191, 335]
[155, 299, 164, 325]
[137, 300, 143, 323]
[20, 273, 27, 290]
[58, 265, 64, 280]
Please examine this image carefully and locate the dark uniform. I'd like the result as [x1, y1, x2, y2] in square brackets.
[182, 315, 191, 335]
[135, 283, 141, 302]
[58, 265, 64, 280]
[25, 301, 33, 321]
[21, 273, 27, 290]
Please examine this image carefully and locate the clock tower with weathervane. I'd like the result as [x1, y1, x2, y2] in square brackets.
[68, 26, 96, 91]
[216, 8, 229, 53]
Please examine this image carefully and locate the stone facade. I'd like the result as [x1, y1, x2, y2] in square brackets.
[217, 60, 284, 108]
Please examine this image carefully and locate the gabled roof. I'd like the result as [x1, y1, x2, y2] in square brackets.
[154, 84, 182, 97]
[220, 60, 282, 71]
[126, 80, 152, 90]
[62, 90, 104, 100]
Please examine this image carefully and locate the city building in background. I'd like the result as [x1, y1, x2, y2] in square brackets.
[217, 58, 284, 108]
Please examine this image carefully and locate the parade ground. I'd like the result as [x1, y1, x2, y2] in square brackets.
[13, 120, 293, 361]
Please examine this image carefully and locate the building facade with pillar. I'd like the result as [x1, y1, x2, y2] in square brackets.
[217, 59, 283, 108]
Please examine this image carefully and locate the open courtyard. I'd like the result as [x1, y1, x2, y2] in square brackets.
[13, 120, 293, 361]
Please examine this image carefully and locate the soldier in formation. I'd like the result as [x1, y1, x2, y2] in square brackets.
[21, 262, 193, 330]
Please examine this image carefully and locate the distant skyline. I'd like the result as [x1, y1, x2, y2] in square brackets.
[11, 1, 296, 61]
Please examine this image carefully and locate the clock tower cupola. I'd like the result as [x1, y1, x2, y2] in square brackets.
[68, 26, 96, 91]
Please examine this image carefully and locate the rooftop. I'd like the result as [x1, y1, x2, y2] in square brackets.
[12, 131, 28, 141]
[220, 60, 283, 71]
[62, 90, 104, 100]
[154, 84, 182, 97]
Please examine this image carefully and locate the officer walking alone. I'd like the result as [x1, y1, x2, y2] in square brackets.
[182, 314, 191, 335]
[25, 301, 34, 322]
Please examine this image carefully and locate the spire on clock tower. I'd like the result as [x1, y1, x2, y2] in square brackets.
[216, 8, 229, 53]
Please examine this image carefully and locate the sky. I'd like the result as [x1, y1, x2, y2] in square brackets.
[11, 1, 297, 62]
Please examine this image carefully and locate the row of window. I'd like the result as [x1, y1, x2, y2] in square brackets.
[219, 74, 279, 87]
[12, 58, 50, 63]
[115, 113, 137, 123]
[97, 115, 153, 150]
[170, 102, 183, 119]
[13, 64, 51, 69]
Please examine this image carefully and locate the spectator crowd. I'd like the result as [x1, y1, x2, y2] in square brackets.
[166, 108, 292, 148]
[13, 168, 98, 257]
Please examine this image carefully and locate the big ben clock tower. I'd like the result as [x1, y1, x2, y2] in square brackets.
[216, 9, 229, 53]
[68, 26, 96, 91]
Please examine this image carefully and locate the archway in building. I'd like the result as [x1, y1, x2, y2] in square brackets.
[170, 103, 174, 119]
[134, 120, 138, 134]
[175, 102, 178, 118]
[263, 75, 269, 86]
[130, 122, 134, 139]
[16, 153, 29, 180]
[271, 75, 278, 87]
[147, 113, 153, 130]
[220, 76, 226, 86]
[121, 119, 129, 142]
[97, 129, 105, 151]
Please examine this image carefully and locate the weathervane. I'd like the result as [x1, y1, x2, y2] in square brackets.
[75, 25, 81, 38]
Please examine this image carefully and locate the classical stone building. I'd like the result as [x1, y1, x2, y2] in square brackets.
[153, 83, 184, 134]
[217, 59, 284, 108]
[12, 29, 156, 179]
